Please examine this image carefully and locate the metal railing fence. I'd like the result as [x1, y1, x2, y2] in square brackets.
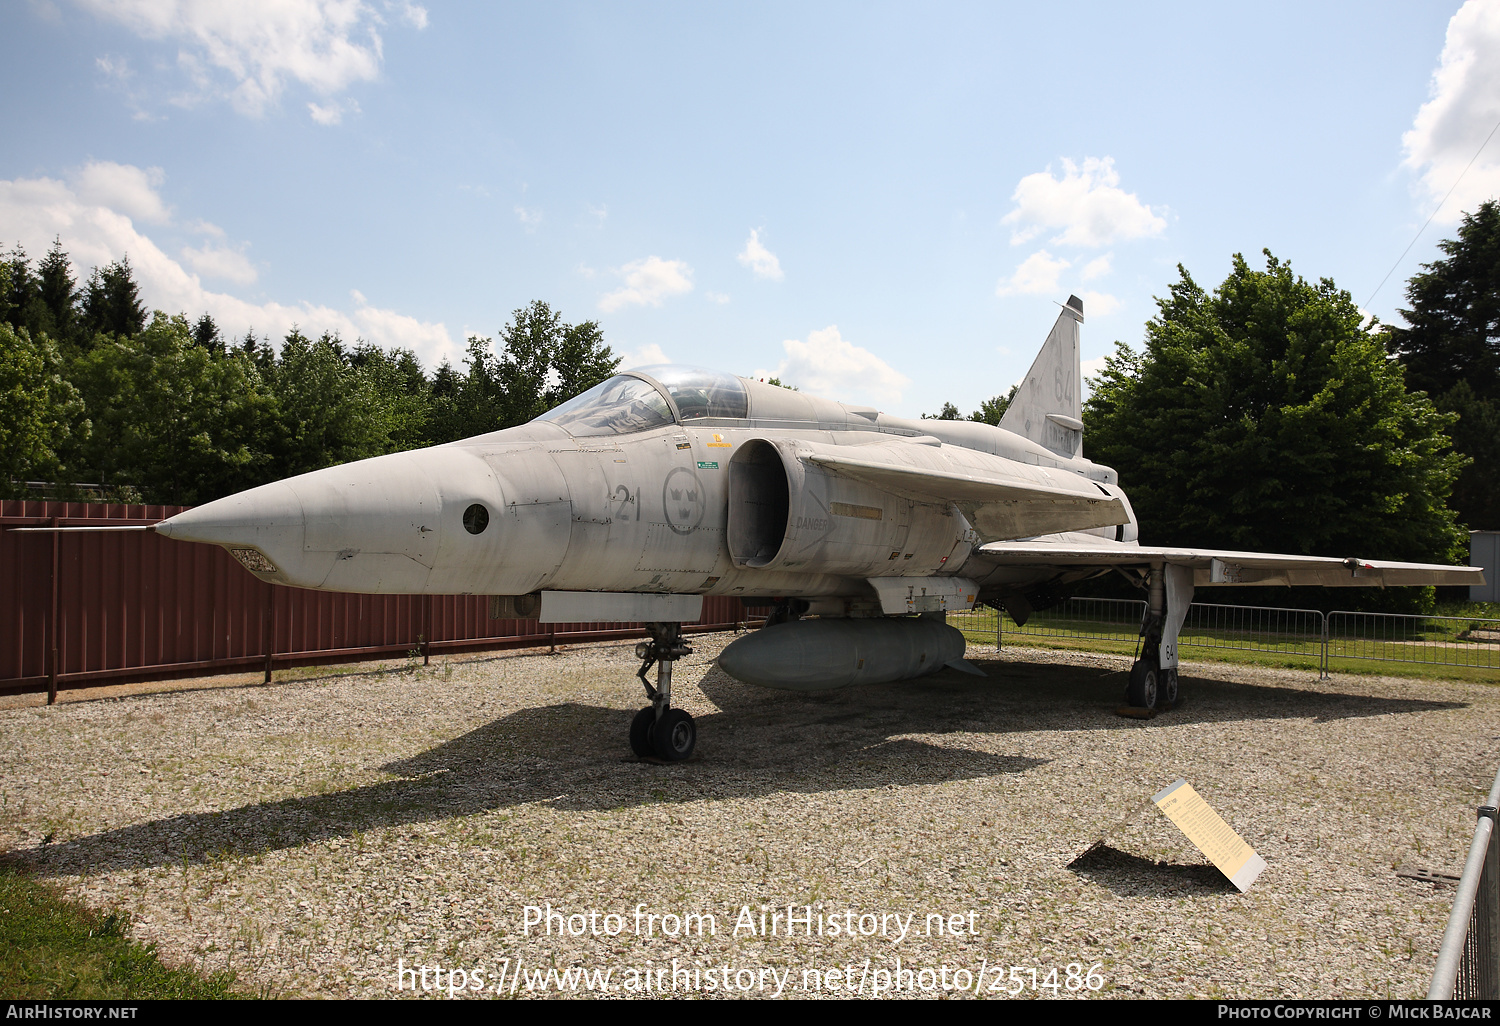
[953, 598, 1499, 677]
[1180, 602, 1327, 661]
[1327, 611, 1500, 671]
[1429, 767, 1500, 999]
[985, 596, 1146, 645]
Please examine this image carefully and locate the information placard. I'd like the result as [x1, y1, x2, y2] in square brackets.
[1152, 779, 1266, 892]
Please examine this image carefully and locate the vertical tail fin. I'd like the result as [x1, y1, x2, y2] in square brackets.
[998, 295, 1084, 457]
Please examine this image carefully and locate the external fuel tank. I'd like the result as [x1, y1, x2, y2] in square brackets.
[716, 616, 968, 691]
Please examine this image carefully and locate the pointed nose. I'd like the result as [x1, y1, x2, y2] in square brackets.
[157, 446, 503, 592]
[156, 480, 304, 546]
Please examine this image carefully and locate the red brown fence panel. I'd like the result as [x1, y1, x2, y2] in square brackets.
[1, 501, 750, 700]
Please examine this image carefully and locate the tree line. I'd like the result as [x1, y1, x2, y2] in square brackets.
[1, 238, 620, 506]
[4, 205, 1497, 587]
[922, 203, 1500, 571]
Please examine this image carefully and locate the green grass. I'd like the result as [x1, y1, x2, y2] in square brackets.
[955, 624, 1500, 684]
[0, 867, 243, 999]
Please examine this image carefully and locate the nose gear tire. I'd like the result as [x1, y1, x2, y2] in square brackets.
[651, 709, 696, 761]
[629, 707, 656, 757]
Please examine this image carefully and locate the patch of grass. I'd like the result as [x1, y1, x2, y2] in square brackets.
[0, 867, 243, 999]
[1436, 600, 1500, 620]
[957, 627, 1500, 683]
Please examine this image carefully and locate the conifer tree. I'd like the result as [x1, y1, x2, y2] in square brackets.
[36, 237, 78, 344]
[192, 313, 224, 355]
[1386, 201, 1500, 529]
[81, 255, 147, 338]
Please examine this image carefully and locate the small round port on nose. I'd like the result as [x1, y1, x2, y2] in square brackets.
[463, 503, 490, 535]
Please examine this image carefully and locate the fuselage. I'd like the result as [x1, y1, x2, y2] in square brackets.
[156, 365, 1139, 609]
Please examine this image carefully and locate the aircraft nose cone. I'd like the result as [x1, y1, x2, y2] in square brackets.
[156, 481, 304, 547]
[156, 447, 503, 593]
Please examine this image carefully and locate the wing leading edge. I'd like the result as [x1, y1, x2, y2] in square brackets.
[804, 451, 1128, 542]
[974, 540, 1484, 588]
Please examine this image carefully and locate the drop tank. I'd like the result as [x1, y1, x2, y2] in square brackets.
[717, 616, 968, 691]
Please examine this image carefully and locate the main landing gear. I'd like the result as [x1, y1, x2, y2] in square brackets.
[1126, 565, 1190, 712]
[630, 622, 697, 761]
[1126, 649, 1179, 710]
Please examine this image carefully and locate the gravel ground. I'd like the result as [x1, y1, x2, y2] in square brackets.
[2, 634, 1497, 1000]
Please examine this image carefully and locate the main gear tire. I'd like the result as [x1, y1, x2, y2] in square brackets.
[1127, 657, 1159, 709]
[651, 709, 697, 761]
[1157, 668, 1179, 709]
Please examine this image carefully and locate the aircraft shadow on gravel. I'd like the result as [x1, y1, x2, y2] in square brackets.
[941, 657, 1468, 728]
[7, 658, 1461, 877]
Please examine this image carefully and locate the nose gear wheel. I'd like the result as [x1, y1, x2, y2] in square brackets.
[629, 622, 697, 761]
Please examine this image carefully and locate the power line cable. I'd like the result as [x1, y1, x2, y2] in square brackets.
[1364, 114, 1500, 313]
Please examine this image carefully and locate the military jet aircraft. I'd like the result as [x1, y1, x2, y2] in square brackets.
[153, 296, 1483, 761]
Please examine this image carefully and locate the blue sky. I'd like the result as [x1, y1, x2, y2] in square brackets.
[3, 1, 1499, 418]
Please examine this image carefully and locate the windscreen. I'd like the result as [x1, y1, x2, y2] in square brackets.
[536, 375, 675, 436]
[632, 365, 749, 421]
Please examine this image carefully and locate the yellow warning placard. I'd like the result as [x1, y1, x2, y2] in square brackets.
[1153, 779, 1266, 892]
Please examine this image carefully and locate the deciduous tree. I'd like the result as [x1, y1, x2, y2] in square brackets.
[70, 314, 272, 504]
[0, 321, 87, 496]
[1084, 252, 1466, 589]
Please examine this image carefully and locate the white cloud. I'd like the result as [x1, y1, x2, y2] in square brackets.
[1078, 290, 1120, 316]
[737, 228, 784, 280]
[180, 241, 257, 284]
[0, 164, 458, 369]
[1081, 253, 1113, 280]
[393, 1, 428, 29]
[514, 205, 542, 230]
[1002, 157, 1165, 248]
[598, 256, 694, 312]
[756, 325, 909, 406]
[70, 160, 171, 223]
[1079, 354, 1109, 399]
[349, 293, 452, 359]
[307, 98, 358, 124]
[185, 218, 225, 238]
[996, 250, 1071, 296]
[620, 343, 668, 369]
[96, 53, 130, 81]
[79, 0, 426, 119]
[704, 291, 730, 304]
[1402, 0, 1500, 221]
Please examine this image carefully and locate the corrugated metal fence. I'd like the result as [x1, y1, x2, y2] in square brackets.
[1, 501, 751, 701]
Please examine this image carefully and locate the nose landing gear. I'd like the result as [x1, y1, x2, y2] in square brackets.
[630, 622, 697, 760]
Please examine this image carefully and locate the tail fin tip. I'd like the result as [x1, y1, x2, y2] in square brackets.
[997, 299, 1085, 457]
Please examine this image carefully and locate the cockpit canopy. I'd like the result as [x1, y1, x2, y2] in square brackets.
[536, 365, 749, 436]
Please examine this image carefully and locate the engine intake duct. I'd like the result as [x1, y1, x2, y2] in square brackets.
[727, 438, 966, 577]
[727, 439, 789, 568]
